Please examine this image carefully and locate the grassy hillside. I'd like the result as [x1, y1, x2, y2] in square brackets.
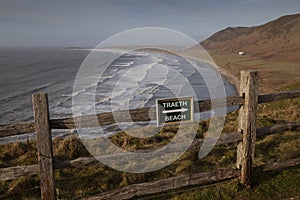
[208, 52, 300, 93]
[198, 14, 300, 93]
[0, 81, 299, 199]
[201, 14, 300, 63]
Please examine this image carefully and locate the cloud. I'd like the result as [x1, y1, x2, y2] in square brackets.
[0, 0, 299, 46]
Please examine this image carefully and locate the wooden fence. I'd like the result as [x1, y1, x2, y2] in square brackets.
[0, 70, 300, 200]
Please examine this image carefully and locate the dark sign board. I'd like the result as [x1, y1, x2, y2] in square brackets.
[156, 97, 194, 126]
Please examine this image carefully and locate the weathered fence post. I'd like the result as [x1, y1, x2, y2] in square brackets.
[32, 93, 56, 200]
[236, 70, 259, 187]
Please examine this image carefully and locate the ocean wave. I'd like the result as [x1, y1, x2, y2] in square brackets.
[110, 61, 135, 67]
[110, 62, 159, 109]
[0, 82, 55, 103]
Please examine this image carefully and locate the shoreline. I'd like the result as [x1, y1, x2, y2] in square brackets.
[0, 48, 240, 145]
[185, 55, 240, 94]
[65, 47, 240, 93]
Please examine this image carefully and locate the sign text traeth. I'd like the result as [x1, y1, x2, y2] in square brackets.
[156, 97, 193, 126]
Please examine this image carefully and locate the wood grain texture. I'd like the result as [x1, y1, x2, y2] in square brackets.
[2, 89, 300, 135]
[237, 70, 259, 187]
[0, 164, 39, 181]
[1, 157, 299, 200]
[0, 122, 35, 137]
[256, 122, 300, 137]
[258, 90, 300, 103]
[257, 157, 300, 172]
[1, 121, 298, 181]
[85, 168, 240, 200]
[49, 96, 244, 130]
[84, 157, 300, 200]
[32, 93, 56, 200]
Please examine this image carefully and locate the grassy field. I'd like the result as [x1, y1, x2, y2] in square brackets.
[0, 81, 299, 199]
[209, 52, 300, 94]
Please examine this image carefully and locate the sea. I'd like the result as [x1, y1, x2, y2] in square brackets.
[0, 47, 237, 143]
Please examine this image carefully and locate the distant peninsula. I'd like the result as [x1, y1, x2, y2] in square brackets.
[64, 46, 90, 50]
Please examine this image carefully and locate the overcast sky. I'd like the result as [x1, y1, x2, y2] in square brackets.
[1, 0, 299, 47]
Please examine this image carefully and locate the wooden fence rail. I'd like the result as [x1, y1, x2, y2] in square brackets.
[1, 89, 300, 136]
[0, 96, 244, 137]
[0, 70, 299, 199]
[86, 157, 300, 200]
[1, 121, 299, 182]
